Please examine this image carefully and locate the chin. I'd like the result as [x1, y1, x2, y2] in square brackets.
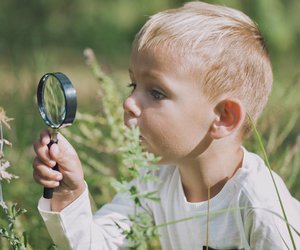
[139, 138, 175, 164]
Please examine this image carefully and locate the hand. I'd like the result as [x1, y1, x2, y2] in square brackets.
[33, 130, 85, 211]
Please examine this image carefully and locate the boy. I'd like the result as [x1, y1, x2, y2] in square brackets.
[33, 1, 300, 249]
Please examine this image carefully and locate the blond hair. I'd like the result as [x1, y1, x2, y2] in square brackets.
[133, 1, 273, 135]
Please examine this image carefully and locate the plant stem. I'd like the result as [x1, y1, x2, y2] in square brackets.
[206, 184, 210, 250]
[248, 114, 296, 249]
[0, 120, 4, 205]
[0, 121, 3, 153]
[0, 183, 4, 206]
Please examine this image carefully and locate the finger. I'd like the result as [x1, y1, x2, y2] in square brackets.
[33, 139, 56, 167]
[52, 132, 74, 156]
[33, 158, 63, 181]
[40, 129, 51, 146]
[49, 133, 80, 168]
[33, 171, 61, 188]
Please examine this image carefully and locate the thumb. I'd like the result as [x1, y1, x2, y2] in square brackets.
[48, 133, 80, 172]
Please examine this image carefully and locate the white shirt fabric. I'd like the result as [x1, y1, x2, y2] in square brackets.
[38, 148, 300, 249]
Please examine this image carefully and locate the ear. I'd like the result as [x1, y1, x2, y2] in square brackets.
[210, 99, 245, 139]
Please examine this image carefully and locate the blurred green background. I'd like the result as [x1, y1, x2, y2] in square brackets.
[0, 0, 300, 249]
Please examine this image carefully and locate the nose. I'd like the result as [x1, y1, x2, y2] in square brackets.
[123, 95, 142, 118]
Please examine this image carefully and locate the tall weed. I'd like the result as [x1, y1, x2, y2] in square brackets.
[0, 107, 30, 249]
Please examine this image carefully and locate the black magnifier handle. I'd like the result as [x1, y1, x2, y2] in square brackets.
[43, 137, 59, 199]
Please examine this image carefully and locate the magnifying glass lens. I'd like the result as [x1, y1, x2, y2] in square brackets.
[43, 75, 66, 127]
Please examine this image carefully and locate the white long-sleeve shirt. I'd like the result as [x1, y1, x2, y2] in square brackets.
[38, 148, 300, 249]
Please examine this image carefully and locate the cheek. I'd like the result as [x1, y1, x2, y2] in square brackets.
[141, 112, 204, 160]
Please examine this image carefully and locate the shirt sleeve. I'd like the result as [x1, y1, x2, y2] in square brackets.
[38, 184, 135, 250]
[244, 194, 300, 249]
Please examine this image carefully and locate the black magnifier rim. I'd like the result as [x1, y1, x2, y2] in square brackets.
[37, 72, 77, 129]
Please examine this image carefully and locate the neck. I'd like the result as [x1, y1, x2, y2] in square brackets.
[178, 143, 243, 203]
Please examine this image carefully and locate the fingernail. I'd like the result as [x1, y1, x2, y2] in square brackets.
[49, 160, 56, 167]
[56, 173, 62, 180]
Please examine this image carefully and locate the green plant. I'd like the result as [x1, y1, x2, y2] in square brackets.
[64, 48, 128, 207]
[0, 107, 30, 250]
[0, 204, 28, 250]
[114, 126, 161, 249]
[68, 49, 161, 249]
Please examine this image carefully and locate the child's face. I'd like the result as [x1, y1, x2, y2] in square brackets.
[124, 48, 216, 163]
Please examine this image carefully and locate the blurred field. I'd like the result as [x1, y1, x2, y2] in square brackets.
[0, 0, 300, 249]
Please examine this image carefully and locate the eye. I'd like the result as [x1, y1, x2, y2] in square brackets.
[149, 89, 166, 100]
[127, 82, 136, 93]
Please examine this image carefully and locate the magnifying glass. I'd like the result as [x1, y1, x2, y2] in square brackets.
[37, 72, 77, 199]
